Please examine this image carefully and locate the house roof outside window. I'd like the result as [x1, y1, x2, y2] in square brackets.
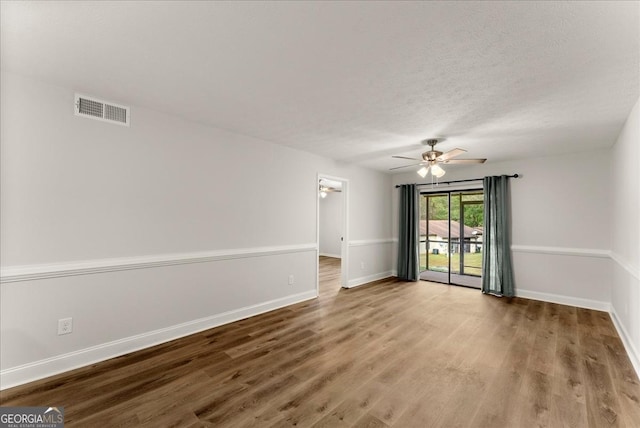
[420, 220, 481, 239]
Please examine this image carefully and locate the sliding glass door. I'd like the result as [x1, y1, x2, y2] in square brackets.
[419, 190, 484, 288]
[419, 193, 449, 281]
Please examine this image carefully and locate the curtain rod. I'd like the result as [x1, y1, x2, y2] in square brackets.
[395, 174, 519, 188]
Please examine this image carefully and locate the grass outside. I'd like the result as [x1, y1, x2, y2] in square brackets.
[420, 252, 482, 276]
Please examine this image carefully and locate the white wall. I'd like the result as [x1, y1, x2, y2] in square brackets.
[319, 191, 342, 258]
[0, 71, 393, 388]
[610, 98, 640, 375]
[392, 149, 613, 308]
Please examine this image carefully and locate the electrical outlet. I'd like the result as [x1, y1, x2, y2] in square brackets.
[360, 261, 366, 270]
[58, 317, 73, 335]
[288, 275, 295, 285]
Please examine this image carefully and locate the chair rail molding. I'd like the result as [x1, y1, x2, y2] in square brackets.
[610, 251, 640, 281]
[0, 244, 318, 284]
[511, 245, 610, 258]
[349, 239, 395, 247]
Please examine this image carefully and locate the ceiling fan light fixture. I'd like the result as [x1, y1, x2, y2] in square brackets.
[390, 137, 485, 174]
[431, 164, 445, 177]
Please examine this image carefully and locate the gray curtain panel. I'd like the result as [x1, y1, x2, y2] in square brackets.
[482, 175, 515, 296]
[397, 184, 419, 281]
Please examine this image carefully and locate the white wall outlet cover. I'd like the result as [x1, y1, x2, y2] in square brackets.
[57, 318, 73, 335]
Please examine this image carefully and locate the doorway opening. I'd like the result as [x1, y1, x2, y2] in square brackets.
[419, 189, 484, 288]
[317, 174, 348, 295]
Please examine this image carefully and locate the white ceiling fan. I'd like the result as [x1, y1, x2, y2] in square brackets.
[390, 138, 486, 177]
[319, 179, 342, 198]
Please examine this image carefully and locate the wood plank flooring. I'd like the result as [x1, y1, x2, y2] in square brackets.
[1, 256, 639, 427]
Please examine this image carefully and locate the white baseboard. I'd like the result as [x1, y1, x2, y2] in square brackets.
[516, 289, 610, 312]
[610, 306, 640, 380]
[0, 290, 317, 390]
[319, 253, 341, 259]
[347, 271, 394, 288]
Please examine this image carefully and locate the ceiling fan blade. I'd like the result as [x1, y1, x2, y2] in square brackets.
[392, 155, 421, 161]
[437, 148, 467, 161]
[389, 162, 424, 171]
[443, 158, 487, 164]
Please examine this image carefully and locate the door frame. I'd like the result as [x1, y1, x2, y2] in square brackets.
[419, 188, 483, 288]
[316, 173, 349, 293]
[460, 199, 483, 277]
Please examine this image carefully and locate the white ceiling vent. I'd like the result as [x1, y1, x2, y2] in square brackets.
[74, 94, 130, 126]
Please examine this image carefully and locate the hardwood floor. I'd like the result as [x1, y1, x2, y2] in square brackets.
[318, 255, 342, 296]
[2, 256, 639, 427]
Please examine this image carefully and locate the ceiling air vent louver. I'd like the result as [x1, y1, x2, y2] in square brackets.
[74, 94, 130, 126]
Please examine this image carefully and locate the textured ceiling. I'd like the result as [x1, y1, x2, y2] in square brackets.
[2, 1, 638, 172]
